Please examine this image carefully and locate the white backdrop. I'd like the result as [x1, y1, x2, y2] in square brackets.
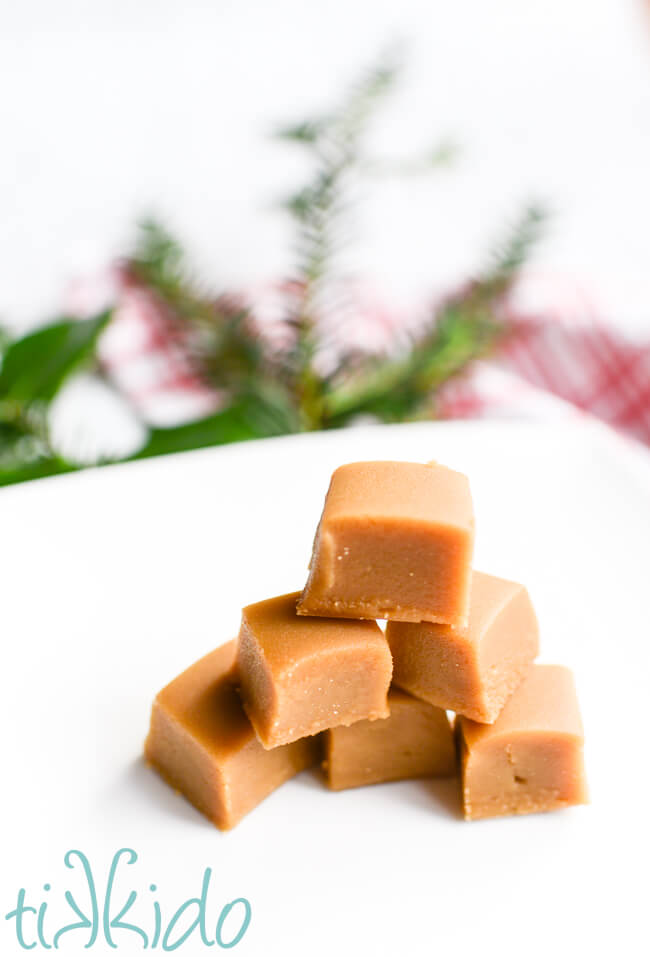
[2, 0, 650, 333]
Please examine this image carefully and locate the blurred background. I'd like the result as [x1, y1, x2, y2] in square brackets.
[2, 0, 650, 483]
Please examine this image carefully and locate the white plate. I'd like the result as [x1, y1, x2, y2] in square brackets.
[2, 420, 649, 956]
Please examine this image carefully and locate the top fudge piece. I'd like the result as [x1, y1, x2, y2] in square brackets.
[297, 460, 474, 626]
[237, 592, 392, 749]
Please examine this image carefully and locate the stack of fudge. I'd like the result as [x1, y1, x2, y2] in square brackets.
[145, 460, 588, 829]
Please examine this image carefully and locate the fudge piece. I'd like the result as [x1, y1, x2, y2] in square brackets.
[387, 570, 539, 723]
[457, 664, 588, 820]
[144, 641, 320, 830]
[324, 688, 456, 791]
[237, 592, 392, 749]
[297, 460, 475, 626]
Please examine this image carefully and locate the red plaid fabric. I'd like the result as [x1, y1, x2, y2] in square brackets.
[438, 316, 650, 446]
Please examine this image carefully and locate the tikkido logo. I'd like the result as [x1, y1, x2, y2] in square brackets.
[4, 848, 251, 951]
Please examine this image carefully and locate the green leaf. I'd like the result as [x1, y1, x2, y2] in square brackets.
[0, 324, 11, 359]
[0, 419, 65, 486]
[132, 391, 298, 461]
[0, 457, 77, 488]
[0, 311, 111, 402]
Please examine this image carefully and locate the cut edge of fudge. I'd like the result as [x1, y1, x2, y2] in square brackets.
[144, 641, 320, 829]
[145, 699, 231, 826]
[456, 664, 589, 821]
[236, 595, 393, 749]
[297, 460, 475, 627]
[297, 524, 474, 626]
[387, 570, 540, 723]
[324, 687, 456, 791]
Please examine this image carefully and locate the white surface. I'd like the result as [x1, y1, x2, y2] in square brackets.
[1, 420, 649, 955]
[2, 1, 650, 333]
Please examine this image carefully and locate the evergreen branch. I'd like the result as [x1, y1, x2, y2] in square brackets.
[277, 52, 402, 427]
[0, 52, 546, 487]
[129, 218, 186, 298]
[321, 302, 500, 426]
[363, 138, 460, 176]
[125, 220, 268, 394]
[321, 205, 546, 426]
[479, 203, 547, 292]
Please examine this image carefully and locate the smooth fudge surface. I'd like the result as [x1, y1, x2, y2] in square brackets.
[325, 688, 456, 791]
[297, 460, 475, 626]
[144, 641, 319, 830]
[387, 570, 539, 723]
[457, 665, 588, 820]
[237, 592, 392, 749]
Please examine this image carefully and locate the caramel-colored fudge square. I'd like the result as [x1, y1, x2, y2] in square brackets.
[457, 665, 588, 820]
[144, 641, 320, 830]
[297, 460, 474, 626]
[237, 592, 392, 749]
[387, 570, 539, 723]
[324, 688, 456, 791]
